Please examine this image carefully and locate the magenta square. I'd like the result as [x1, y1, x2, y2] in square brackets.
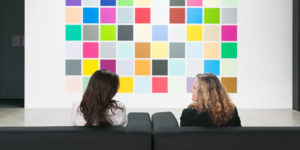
[222, 25, 237, 41]
[187, 0, 202, 6]
[101, 60, 116, 73]
[186, 77, 195, 93]
[101, 8, 116, 23]
[83, 42, 99, 58]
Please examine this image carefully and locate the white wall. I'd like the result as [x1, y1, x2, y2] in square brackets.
[25, 0, 293, 108]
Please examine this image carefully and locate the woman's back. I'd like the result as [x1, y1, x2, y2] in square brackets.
[180, 107, 241, 127]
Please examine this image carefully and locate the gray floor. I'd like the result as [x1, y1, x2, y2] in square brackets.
[1, 108, 300, 126]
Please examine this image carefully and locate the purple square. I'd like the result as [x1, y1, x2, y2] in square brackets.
[66, 0, 81, 6]
[222, 25, 237, 41]
[186, 77, 195, 93]
[101, 8, 116, 23]
[101, 60, 116, 73]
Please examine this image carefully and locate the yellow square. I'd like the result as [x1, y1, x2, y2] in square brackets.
[187, 25, 203, 41]
[152, 42, 168, 58]
[83, 60, 99, 76]
[119, 77, 134, 93]
[135, 0, 151, 6]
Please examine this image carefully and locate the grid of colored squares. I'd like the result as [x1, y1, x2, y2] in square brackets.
[65, 0, 238, 93]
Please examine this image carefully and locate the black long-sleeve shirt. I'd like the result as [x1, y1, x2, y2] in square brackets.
[180, 108, 241, 127]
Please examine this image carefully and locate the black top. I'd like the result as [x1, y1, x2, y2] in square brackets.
[180, 108, 241, 127]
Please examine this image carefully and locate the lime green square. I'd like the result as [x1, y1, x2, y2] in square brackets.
[118, 0, 133, 6]
[100, 25, 116, 41]
[222, 43, 237, 58]
[204, 8, 220, 24]
[82, 77, 90, 92]
[66, 25, 81, 41]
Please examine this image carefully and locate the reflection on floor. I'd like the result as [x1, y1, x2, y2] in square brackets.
[0, 108, 300, 126]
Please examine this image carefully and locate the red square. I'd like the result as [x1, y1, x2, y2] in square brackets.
[135, 8, 151, 23]
[152, 77, 168, 93]
[170, 8, 185, 23]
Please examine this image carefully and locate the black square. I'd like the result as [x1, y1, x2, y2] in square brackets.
[152, 60, 168, 75]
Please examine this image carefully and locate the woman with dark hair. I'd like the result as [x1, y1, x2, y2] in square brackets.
[180, 73, 241, 127]
[71, 70, 127, 127]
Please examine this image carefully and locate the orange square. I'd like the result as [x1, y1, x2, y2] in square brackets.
[135, 42, 150, 58]
[66, 7, 82, 24]
[135, 60, 151, 75]
[204, 43, 220, 58]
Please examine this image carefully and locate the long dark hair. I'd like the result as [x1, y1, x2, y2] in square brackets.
[79, 69, 122, 126]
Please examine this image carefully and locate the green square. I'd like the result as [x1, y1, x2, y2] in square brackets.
[83, 77, 90, 92]
[118, 0, 133, 6]
[222, 43, 237, 58]
[222, 0, 237, 7]
[204, 8, 220, 24]
[66, 25, 81, 41]
[100, 25, 116, 41]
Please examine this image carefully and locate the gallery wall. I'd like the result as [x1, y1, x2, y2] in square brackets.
[25, 0, 292, 108]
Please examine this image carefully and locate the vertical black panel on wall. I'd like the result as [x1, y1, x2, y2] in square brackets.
[0, 0, 24, 106]
[293, 0, 300, 111]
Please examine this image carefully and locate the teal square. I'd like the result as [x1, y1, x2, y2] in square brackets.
[169, 60, 185, 76]
[134, 77, 151, 93]
[66, 25, 81, 41]
[82, 77, 90, 92]
[117, 42, 134, 58]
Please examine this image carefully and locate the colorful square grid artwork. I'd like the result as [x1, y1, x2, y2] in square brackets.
[65, 0, 238, 94]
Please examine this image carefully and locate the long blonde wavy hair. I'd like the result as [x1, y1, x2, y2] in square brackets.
[189, 73, 236, 127]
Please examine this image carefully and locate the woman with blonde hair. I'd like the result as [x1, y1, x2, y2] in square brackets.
[180, 73, 241, 127]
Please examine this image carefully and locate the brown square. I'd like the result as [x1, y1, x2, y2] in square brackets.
[221, 77, 237, 93]
[170, 8, 185, 24]
[135, 42, 150, 58]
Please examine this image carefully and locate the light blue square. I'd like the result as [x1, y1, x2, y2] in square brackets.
[186, 42, 203, 58]
[118, 8, 134, 23]
[83, 8, 99, 23]
[204, 60, 220, 75]
[134, 77, 151, 93]
[117, 42, 134, 58]
[169, 60, 185, 76]
[187, 8, 203, 24]
[152, 25, 168, 41]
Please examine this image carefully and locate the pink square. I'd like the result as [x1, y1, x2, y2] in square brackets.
[83, 42, 99, 58]
[152, 77, 168, 93]
[222, 25, 237, 41]
[187, 0, 202, 6]
[101, 8, 116, 23]
[66, 76, 82, 93]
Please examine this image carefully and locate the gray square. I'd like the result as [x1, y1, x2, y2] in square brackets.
[118, 8, 134, 23]
[152, 60, 168, 75]
[170, 43, 185, 58]
[100, 42, 116, 58]
[118, 25, 133, 41]
[83, 25, 99, 41]
[66, 60, 81, 75]
[82, 0, 99, 6]
[170, 0, 185, 6]
[221, 8, 237, 24]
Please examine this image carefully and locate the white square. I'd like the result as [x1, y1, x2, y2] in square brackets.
[203, 0, 221, 7]
[152, 0, 169, 7]
[169, 25, 186, 42]
[186, 60, 203, 76]
[151, 8, 169, 25]
[134, 25, 152, 42]
[82, 0, 99, 6]
[168, 77, 186, 93]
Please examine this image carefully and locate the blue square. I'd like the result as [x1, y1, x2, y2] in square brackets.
[101, 0, 116, 6]
[117, 42, 134, 58]
[169, 60, 185, 76]
[187, 8, 203, 24]
[204, 60, 220, 75]
[152, 25, 168, 41]
[134, 77, 151, 93]
[83, 8, 99, 23]
[186, 42, 203, 58]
